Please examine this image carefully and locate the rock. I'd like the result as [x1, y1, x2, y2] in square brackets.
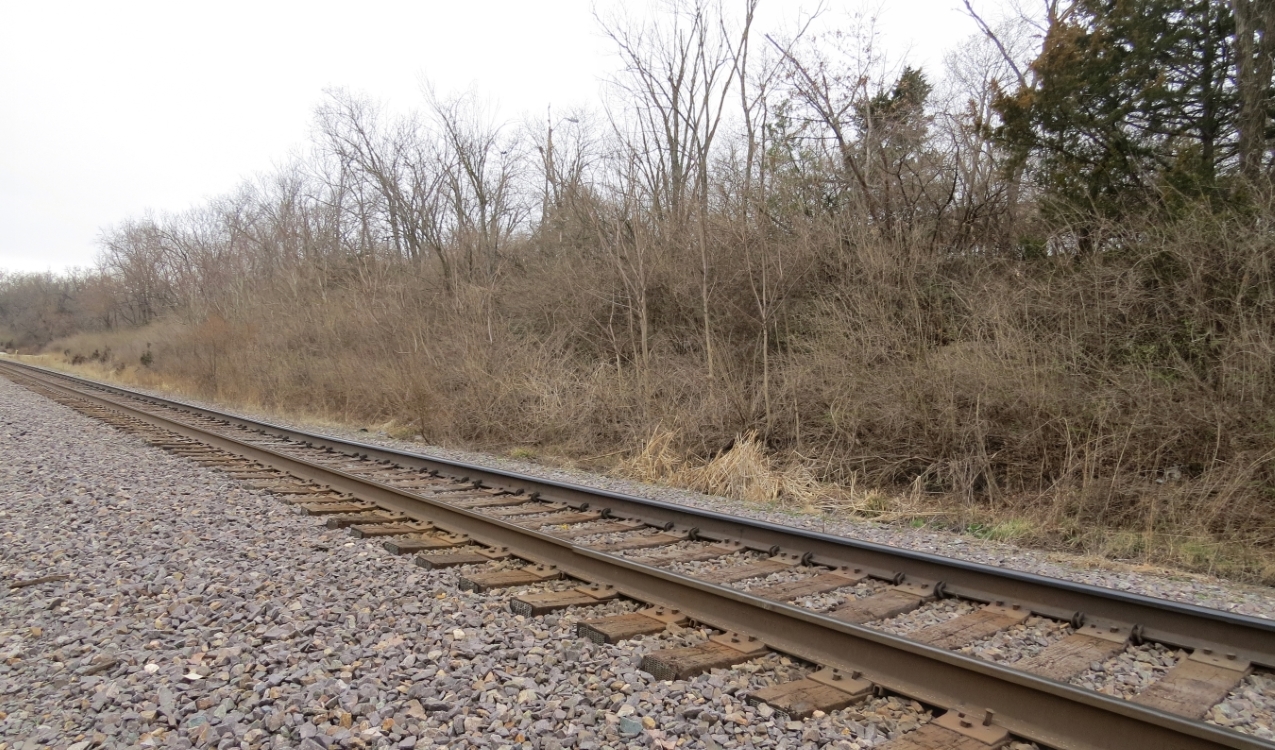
[263, 625, 295, 641]
[617, 716, 643, 736]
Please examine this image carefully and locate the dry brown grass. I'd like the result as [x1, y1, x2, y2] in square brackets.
[619, 430, 824, 508]
[27, 202, 1275, 584]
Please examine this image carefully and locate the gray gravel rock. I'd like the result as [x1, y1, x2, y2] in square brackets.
[958, 616, 1072, 664]
[1071, 642, 1181, 699]
[1210, 672, 1275, 741]
[871, 600, 979, 637]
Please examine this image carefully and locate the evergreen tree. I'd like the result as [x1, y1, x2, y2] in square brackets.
[996, 0, 1246, 234]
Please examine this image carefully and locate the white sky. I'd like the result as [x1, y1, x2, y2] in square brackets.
[0, 0, 979, 274]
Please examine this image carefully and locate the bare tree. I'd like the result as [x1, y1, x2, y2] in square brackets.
[317, 91, 457, 281]
[600, 0, 757, 378]
[427, 87, 529, 283]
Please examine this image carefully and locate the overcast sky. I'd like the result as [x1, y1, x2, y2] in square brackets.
[0, 0, 979, 274]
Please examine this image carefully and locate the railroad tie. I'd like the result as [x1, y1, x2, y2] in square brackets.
[382, 480, 457, 491]
[451, 495, 533, 509]
[639, 632, 768, 681]
[1012, 623, 1130, 681]
[324, 511, 409, 529]
[384, 532, 470, 555]
[908, 602, 1031, 650]
[829, 581, 936, 625]
[248, 482, 333, 495]
[296, 501, 377, 515]
[487, 502, 569, 519]
[746, 668, 872, 719]
[458, 564, 560, 593]
[876, 709, 1011, 750]
[587, 531, 687, 552]
[413, 545, 509, 568]
[746, 568, 867, 602]
[517, 510, 602, 529]
[191, 457, 253, 467]
[577, 607, 689, 644]
[1132, 649, 1252, 719]
[277, 493, 352, 505]
[348, 520, 436, 538]
[699, 553, 804, 585]
[509, 583, 619, 616]
[224, 470, 282, 479]
[543, 520, 645, 540]
[627, 542, 744, 567]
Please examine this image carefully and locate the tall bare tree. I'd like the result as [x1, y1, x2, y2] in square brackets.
[601, 0, 757, 378]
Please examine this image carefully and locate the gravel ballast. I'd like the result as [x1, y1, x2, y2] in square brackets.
[4, 370, 1275, 747]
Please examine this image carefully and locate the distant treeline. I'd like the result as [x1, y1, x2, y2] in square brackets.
[4, 0, 1275, 576]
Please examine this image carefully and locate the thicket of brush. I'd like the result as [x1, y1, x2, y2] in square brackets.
[5, 1, 1275, 579]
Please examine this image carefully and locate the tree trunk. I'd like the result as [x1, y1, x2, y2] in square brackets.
[1232, 0, 1275, 182]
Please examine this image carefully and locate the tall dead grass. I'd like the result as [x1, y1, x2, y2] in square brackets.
[37, 203, 1275, 582]
[619, 430, 822, 507]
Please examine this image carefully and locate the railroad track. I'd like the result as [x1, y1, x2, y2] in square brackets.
[1, 358, 1272, 750]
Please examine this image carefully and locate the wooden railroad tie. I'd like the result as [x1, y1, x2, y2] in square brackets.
[277, 492, 353, 505]
[1132, 648, 1252, 719]
[296, 501, 377, 516]
[698, 553, 804, 585]
[450, 494, 530, 509]
[359, 469, 421, 480]
[747, 668, 873, 719]
[348, 520, 436, 538]
[1012, 622, 1130, 681]
[510, 583, 620, 616]
[249, 482, 333, 495]
[518, 510, 602, 529]
[589, 531, 687, 553]
[191, 457, 252, 466]
[546, 520, 645, 540]
[414, 546, 510, 569]
[877, 708, 1011, 750]
[908, 602, 1031, 650]
[458, 564, 560, 593]
[639, 632, 768, 681]
[627, 542, 744, 567]
[487, 502, 569, 519]
[384, 532, 470, 555]
[830, 581, 936, 625]
[166, 448, 222, 456]
[324, 511, 409, 529]
[382, 479, 456, 490]
[747, 568, 867, 601]
[224, 470, 283, 479]
[577, 607, 690, 644]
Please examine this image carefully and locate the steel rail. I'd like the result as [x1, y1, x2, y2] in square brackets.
[2, 359, 1272, 750]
